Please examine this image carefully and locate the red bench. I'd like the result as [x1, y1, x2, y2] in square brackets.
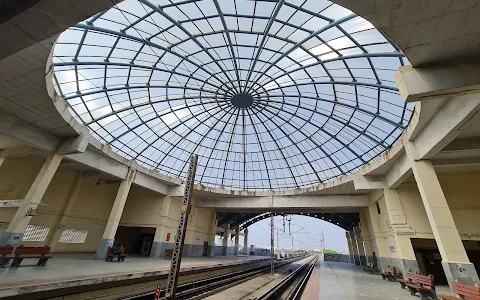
[439, 281, 480, 300]
[0, 246, 14, 267]
[381, 266, 397, 281]
[4, 246, 52, 267]
[402, 273, 436, 299]
[398, 271, 417, 289]
[106, 247, 127, 262]
[164, 249, 173, 259]
[363, 263, 376, 274]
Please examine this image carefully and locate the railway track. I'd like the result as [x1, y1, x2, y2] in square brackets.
[121, 255, 309, 300]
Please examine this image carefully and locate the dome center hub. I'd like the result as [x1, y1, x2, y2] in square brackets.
[231, 93, 254, 108]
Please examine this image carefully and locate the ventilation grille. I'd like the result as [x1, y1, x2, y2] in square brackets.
[22, 225, 50, 242]
[59, 228, 88, 244]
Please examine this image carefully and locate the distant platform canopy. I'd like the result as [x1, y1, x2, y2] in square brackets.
[52, 0, 413, 191]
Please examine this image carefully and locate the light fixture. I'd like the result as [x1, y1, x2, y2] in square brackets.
[95, 179, 101, 187]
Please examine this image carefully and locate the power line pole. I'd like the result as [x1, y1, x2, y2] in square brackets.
[164, 155, 197, 300]
[270, 214, 274, 275]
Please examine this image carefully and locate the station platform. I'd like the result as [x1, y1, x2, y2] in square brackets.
[302, 260, 454, 300]
[0, 253, 266, 298]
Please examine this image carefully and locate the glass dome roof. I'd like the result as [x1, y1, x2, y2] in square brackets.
[52, 0, 413, 191]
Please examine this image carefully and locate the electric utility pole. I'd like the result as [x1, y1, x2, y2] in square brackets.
[164, 155, 197, 300]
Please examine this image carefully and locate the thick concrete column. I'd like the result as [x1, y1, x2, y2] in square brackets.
[221, 223, 229, 256]
[405, 142, 479, 287]
[366, 201, 390, 272]
[353, 226, 367, 266]
[185, 199, 198, 257]
[349, 229, 360, 265]
[234, 227, 240, 255]
[345, 231, 355, 264]
[0, 153, 63, 246]
[95, 168, 136, 260]
[150, 196, 172, 258]
[359, 212, 374, 265]
[208, 212, 217, 257]
[46, 172, 85, 250]
[243, 228, 249, 255]
[383, 188, 419, 275]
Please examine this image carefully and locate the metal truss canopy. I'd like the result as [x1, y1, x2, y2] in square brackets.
[52, 0, 413, 191]
[216, 212, 360, 231]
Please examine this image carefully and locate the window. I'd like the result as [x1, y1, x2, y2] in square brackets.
[376, 201, 381, 215]
[22, 225, 50, 242]
[59, 228, 88, 244]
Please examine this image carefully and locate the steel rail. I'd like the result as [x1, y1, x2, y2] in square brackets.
[255, 255, 318, 300]
[120, 255, 306, 300]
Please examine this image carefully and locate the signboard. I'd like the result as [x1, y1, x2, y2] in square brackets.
[195, 236, 200, 244]
[166, 232, 171, 242]
[389, 246, 396, 252]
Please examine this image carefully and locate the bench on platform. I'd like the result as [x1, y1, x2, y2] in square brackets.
[402, 273, 436, 300]
[5, 246, 52, 267]
[381, 266, 397, 281]
[165, 249, 173, 259]
[106, 247, 127, 262]
[0, 246, 14, 267]
[399, 272, 417, 289]
[363, 263, 376, 274]
[439, 281, 480, 300]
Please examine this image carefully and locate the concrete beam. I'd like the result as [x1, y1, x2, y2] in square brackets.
[0, 113, 59, 152]
[198, 195, 369, 211]
[0, 200, 22, 208]
[66, 150, 128, 179]
[134, 171, 169, 195]
[353, 175, 386, 191]
[412, 94, 480, 159]
[396, 62, 480, 103]
[56, 136, 88, 155]
[385, 152, 412, 188]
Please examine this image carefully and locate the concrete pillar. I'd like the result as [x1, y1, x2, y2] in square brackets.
[46, 172, 85, 250]
[221, 223, 229, 256]
[185, 199, 198, 257]
[150, 196, 172, 258]
[234, 227, 240, 255]
[349, 229, 360, 265]
[208, 212, 217, 257]
[359, 212, 374, 265]
[346, 231, 355, 264]
[243, 228, 248, 255]
[366, 201, 390, 271]
[405, 142, 479, 287]
[353, 226, 367, 266]
[0, 153, 63, 246]
[383, 188, 419, 275]
[95, 168, 136, 260]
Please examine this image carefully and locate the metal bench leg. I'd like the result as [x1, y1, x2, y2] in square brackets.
[407, 287, 417, 296]
[11, 258, 23, 268]
[37, 257, 49, 266]
[399, 282, 406, 289]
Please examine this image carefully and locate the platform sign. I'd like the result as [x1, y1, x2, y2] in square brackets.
[166, 233, 171, 241]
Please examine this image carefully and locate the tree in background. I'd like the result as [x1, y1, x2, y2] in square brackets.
[324, 249, 339, 254]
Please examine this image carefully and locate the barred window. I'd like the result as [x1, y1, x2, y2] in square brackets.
[59, 228, 88, 244]
[22, 225, 50, 242]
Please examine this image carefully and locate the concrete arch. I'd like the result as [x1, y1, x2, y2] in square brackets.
[239, 212, 359, 231]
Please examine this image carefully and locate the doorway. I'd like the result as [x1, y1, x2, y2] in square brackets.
[115, 226, 155, 256]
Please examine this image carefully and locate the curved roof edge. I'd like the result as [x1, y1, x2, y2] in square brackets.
[46, 37, 421, 196]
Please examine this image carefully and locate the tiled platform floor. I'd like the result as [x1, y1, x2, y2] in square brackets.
[302, 260, 454, 300]
[0, 253, 263, 290]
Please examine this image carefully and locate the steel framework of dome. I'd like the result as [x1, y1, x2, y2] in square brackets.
[52, 0, 414, 191]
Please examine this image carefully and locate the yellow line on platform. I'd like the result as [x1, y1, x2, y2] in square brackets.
[326, 262, 353, 300]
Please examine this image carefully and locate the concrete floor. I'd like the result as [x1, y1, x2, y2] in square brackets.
[0, 253, 263, 288]
[302, 261, 454, 300]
